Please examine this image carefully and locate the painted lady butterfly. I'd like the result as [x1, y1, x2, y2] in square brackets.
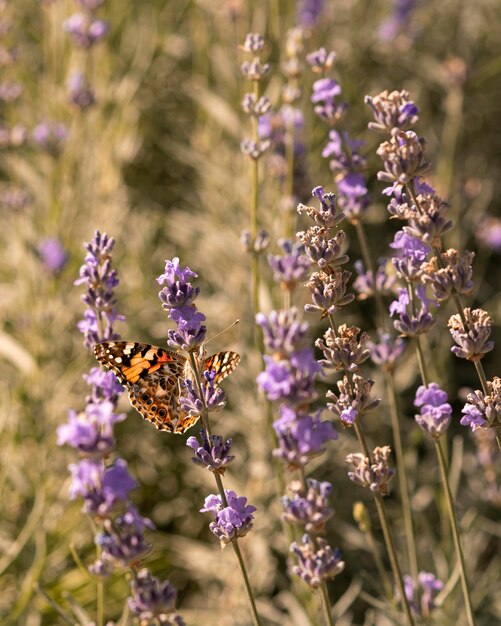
[94, 341, 240, 434]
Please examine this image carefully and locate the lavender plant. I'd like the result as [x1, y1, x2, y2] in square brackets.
[57, 232, 185, 625]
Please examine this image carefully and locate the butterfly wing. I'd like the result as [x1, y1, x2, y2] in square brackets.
[204, 351, 241, 382]
[94, 341, 192, 433]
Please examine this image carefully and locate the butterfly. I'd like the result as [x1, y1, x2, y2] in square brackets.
[94, 341, 240, 434]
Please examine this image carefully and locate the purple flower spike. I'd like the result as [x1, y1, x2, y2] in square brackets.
[186, 430, 234, 474]
[367, 332, 406, 370]
[200, 490, 257, 547]
[365, 90, 419, 132]
[290, 535, 344, 589]
[128, 568, 184, 625]
[297, 186, 345, 229]
[297, 0, 324, 27]
[414, 383, 452, 438]
[158, 257, 207, 351]
[64, 12, 109, 48]
[273, 405, 337, 468]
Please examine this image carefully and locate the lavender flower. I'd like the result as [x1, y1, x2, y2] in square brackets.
[268, 239, 311, 290]
[365, 90, 419, 133]
[311, 77, 346, 123]
[389, 287, 436, 336]
[326, 374, 381, 426]
[256, 308, 309, 356]
[353, 258, 396, 299]
[74, 230, 123, 348]
[129, 569, 185, 625]
[290, 535, 344, 589]
[257, 348, 321, 404]
[282, 479, 334, 533]
[186, 430, 234, 474]
[414, 383, 452, 438]
[68, 72, 95, 109]
[297, 0, 324, 27]
[316, 324, 371, 372]
[63, 12, 109, 48]
[37, 237, 68, 273]
[461, 377, 501, 432]
[304, 268, 355, 317]
[67, 458, 137, 516]
[404, 571, 444, 617]
[32, 121, 68, 154]
[297, 186, 345, 229]
[306, 47, 336, 74]
[180, 370, 226, 418]
[346, 446, 395, 495]
[200, 490, 257, 547]
[95, 505, 154, 567]
[422, 249, 474, 301]
[390, 230, 430, 281]
[273, 405, 337, 468]
[157, 257, 206, 351]
[448, 308, 494, 362]
[367, 331, 406, 371]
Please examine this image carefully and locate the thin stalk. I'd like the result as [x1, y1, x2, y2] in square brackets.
[373, 494, 416, 626]
[385, 370, 419, 584]
[319, 583, 335, 626]
[354, 220, 387, 330]
[188, 352, 264, 626]
[434, 440, 476, 626]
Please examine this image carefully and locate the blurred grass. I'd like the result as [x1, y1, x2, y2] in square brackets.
[1, 0, 501, 624]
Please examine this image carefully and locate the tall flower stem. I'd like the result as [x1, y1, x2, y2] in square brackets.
[319, 584, 335, 626]
[434, 440, 476, 626]
[187, 352, 264, 626]
[354, 220, 386, 329]
[385, 371, 419, 584]
[373, 494, 416, 626]
[351, 422, 415, 625]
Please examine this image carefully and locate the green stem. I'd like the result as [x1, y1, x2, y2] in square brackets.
[187, 352, 263, 626]
[373, 495, 416, 626]
[231, 540, 264, 626]
[434, 440, 476, 626]
[385, 371, 419, 584]
[354, 221, 387, 330]
[319, 583, 335, 626]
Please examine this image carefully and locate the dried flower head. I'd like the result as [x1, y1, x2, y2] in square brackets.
[422, 249, 474, 302]
[365, 89, 419, 132]
[316, 324, 371, 372]
[326, 374, 381, 426]
[461, 377, 501, 432]
[346, 446, 395, 495]
[448, 308, 494, 362]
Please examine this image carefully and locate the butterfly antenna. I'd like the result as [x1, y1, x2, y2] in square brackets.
[205, 319, 240, 347]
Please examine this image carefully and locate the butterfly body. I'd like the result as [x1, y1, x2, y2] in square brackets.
[94, 341, 240, 434]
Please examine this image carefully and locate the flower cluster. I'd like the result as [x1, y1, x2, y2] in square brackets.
[414, 383, 452, 438]
[201, 490, 257, 547]
[307, 49, 370, 223]
[404, 571, 444, 618]
[157, 257, 206, 351]
[257, 207, 343, 589]
[59, 232, 183, 622]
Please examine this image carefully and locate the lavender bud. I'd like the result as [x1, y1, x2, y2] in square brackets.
[346, 446, 395, 495]
[297, 186, 345, 229]
[367, 332, 406, 371]
[128, 569, 184, 625]
[376, 129, 430, 190]
[326, 374, 381, 426]
[297, 227, 349, 269]
[255, 308, 309, 356]
[282, 479, 334, 533]
[290, 535, 344, 588]
[316, 324, 371, 372]
[186, 430, 234, 474]
[240, 138, 271, 159]
[304, 269, 355, 317]
[461, 377, 501, 431]
[422, 249, 474, 302]
[200, 490, 257, 547]
[268, 240, 311, 290]
[306, 47, 336, 74]
[403, 192, 453, 246]
[404, 572, 444, 617]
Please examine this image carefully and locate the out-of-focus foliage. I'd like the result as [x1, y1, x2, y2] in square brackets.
[1, 0, 500, 624]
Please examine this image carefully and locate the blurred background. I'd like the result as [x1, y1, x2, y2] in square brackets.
[1, 0, 501, 624]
